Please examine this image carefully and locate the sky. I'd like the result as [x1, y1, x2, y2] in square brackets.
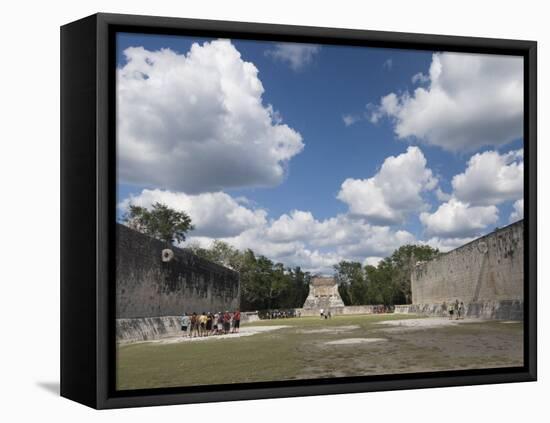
[116, 32, 524, 274]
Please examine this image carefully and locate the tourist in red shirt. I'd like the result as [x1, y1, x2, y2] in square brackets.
[232, 309, 241, 333]
[223, 311, 231, 334]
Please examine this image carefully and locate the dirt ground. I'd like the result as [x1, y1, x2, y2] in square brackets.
[116, 315, 523, 390]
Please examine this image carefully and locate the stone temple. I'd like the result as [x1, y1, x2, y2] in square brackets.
[302, 276, 345, 310]
[297, 276, 382, 316]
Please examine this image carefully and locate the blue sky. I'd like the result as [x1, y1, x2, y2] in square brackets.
[116, 33, 524, 273]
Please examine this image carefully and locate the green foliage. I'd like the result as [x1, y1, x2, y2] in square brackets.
[383, 244, 441, 304]
[191, 241, 311, 311]
[334, 244, 440, 306]
[189, 240, 243, 270]
[334, 261, 368, 306]
[190, 237, 439, 310]
[123, 202, 194, 245]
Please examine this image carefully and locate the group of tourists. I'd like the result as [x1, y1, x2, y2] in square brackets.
[268, 310, 298, 319]
[180, 310, 241, 338]
[448, 300, 465, 320]
[259, 309, 300, 319]
[372, 305, 391, 314]
[319, 309, 332, 319]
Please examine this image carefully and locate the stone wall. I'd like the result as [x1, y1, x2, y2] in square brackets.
[241, 311, 260, 323]
[407, 220, 524, 320]
[394, 300, 523, 320]
[116, 224, 240, 319]
[117, 312, 261, 343]
[116, 316, 183, 343]
[296, 305, 382, 317]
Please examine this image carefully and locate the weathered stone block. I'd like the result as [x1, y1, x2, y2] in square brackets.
[411, 221, 523, 305]
[116, 224, 240, 319]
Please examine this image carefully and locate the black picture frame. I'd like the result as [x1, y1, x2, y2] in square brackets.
[60, 12, 537, 409]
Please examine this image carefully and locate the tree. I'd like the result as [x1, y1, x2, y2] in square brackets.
[186, 241, 210, 260]
[287, 267, 311, 308]
[197, 240, 243, 270]
[123, 202, 194, 245]
[334, 261, 368, 306]
[239, 252, 274, 310]
[190, 242, 312, 311]
[364, 244, 440, 306]
[364, 260, 398, 305]
[387, 244, 440, 304]
[183, 233, 439, 310]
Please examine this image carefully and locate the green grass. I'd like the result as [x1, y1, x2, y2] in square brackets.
[244, 313, 420, 327]
[116, 314, 523, 390]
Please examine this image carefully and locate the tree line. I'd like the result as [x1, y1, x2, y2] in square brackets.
[334, 244, 440, 307]
[188, 241, 311, 311]
[123, 202, 440, 310]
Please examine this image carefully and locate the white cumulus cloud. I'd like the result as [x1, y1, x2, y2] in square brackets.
[452, 149, 523, 206]
[266, 210, 318, 242]
[509, 199, 524, 223]
[118, 189, 267, 238]
[364, 257, 384, 267]
[267, 212, 415, 255]
[423, 236, 476, 252]
[220, 212, 416, 273]
[370, 52, 523, 152]
[435, 187, 452, 202]
[420, 199, 498, 238]
[342, 114, 360, 126]
[337, 146, 437, 224]
[119, 190, 418, 274]
[265, 43, 321, 71]
[419, 148, 523, 244]
[411, 72, 429, 84]
[117, 40, 304, 193]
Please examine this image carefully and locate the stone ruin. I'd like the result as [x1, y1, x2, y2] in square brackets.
[116, 224, 240, 342]
[302, 276, 345, 310]
[297, 276, 381, 317]
[395, 219, 524, 320]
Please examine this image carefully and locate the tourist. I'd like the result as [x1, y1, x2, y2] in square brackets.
[206, 312, 213, 335]
[199, 312, 207, 337]
[448, 304, 454, 320]
[190, 312, 198, 337]
[181, 312, 190, 338]
[217, 312, 223, 334]
[459, 302, 465, 320]
[320, 308, 324, 319]
[195, 312, 202, 337]
[212, 312, 218, 335]
[454, 299, 460, 320]
[213, 312, 218, 333]
[223, 310, 231, 334]
[328, 310, 332, 319]
[232, 309, 241, 333]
